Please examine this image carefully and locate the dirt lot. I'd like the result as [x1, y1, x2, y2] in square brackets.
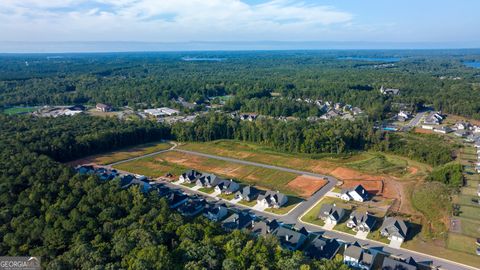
[414, 127, 434, 134]
[286, 175, 328, 197]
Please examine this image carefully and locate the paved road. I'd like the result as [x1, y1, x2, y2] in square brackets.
[401, 111, 428, 132]
[110, 145, 477, 270]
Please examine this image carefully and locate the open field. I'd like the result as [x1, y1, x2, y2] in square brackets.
[458, 217, 480, 237]
[2, 106, 38, 115]
[178, 140, 430, 214]
[114, 150, 309, 197]
[447, 233, 478, 255]
[69, 141, 171, 165]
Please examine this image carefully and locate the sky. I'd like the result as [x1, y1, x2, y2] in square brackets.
[0, 0, 479, 51]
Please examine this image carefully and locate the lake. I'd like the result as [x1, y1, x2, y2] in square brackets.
[337, 56, 401, 62]
[181, 57, 225, 62]
[464, 62, 480, 69]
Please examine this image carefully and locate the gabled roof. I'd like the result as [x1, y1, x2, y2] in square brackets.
[349, 211, 377, 228]
[344, 243, 374, 265]
[181, 169, 202, 181]
[305, 237, 341, 260]
[167, 192, 188, 206]
[258, 190, 287, 206]
[381, 217, 409, 238]
[197, 173, 221, 186]
[349, 184, 370, 200]
[216, 179, 240, 192]
[251, 219, 279, 235]
[272, 226, 307, 248]
[222, 212, 253, 230]
[318, 204, 346, 221]
[381, 257, 417, 270]
[236, 185, 261, 199]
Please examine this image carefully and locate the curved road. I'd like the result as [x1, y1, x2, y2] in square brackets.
[109, 143, 478, 270]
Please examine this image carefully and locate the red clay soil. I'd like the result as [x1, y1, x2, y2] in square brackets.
[286, 175, 328, 197]
[414, 128, 434, 134]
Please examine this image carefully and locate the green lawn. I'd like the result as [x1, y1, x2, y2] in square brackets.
[181, 182, 196, 188]
[198, 187, 215, 194]
[218, 193, 235, 200]
[114, 157, 186, 178]
[334, 222, 356, 235]
[459, 217, 480, 237]
[459, 205, 480, 221]
[2, 106, 38, 115]
[447, 233, 478, 255]
[238, 200, 258, 207]
[82, 141, 171, 165]
[300, 197, 351, 227]
[366, 228, 390, 244]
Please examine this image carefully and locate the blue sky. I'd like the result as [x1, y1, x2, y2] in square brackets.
[0, 0, 479, 48]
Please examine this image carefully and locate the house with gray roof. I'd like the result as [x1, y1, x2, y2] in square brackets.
[215, 179, 240, 194]
[343, 242, 375, 270]
[318, 203, 346, 224]
[381, 257, 418, 270]
[380, 217, 409, 242]
[177, 197, 206, 217]
[235, 185, 261, 202]
[203, 203, 228, 222]
[179, 169, 202, 184]
[257, 190, 288, 208]
[221, 212, 253, 231]
[167, 192, 189, 209]
[251, 219, 279, 236]
[304, 236, 341, 260]
[271, 226, 307, 251]
[347, 211, 377, 232]
[195, 173, 221, 188]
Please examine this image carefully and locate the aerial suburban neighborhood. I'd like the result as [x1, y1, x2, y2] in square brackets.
[2, 2, 480, 268]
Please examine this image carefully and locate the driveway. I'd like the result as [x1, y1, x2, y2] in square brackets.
[389, 238, 403, 249]
[356, 230, 369, 240]
[252, 203, 269, 211]
[323, 222, 336, 230]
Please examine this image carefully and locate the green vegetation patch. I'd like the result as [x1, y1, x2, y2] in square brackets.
[429, 163, 463, 188]
[447, 233, 478, 255]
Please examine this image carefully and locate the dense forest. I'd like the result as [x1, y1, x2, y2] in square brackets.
[1, 50, 480, 119]
[0, 115, 350, 269]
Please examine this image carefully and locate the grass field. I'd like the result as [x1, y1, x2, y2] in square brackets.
[73, 141, 171, 165]
[198, 187, 215, 194]
[459, 217, 480, 237]
[2, 106, 38, 115]
[114, 150, 302, 196]
[177, 140, 430, 179]
[114, 156, 186, 178]
[301, 197, 351, 227]
[447, 233, 478, 255]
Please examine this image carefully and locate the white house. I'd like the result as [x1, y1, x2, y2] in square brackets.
[340, 185, 370, 202]
[144, 107, 180, 117]
[257, 191, 288, 208]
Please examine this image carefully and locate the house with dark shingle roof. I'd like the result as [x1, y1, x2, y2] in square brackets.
[380, 217, 409, 242]
[341, 184, 370, 202]
[221, 212, 253, 231]
[203, 203, 228, 222]
[318, 203, 346, 225]
[304, 236, 341, 260]
[215, 179, 240, 194]
[177, 197, 206, 217]
[347, 211, 377, 232]
[195, 173, 221, 188]
[343, 242, 375, 270]
[179, 169, 202, 184]
[251, 219, 279, 236]
[381, 257, 418, 270]
[167, 192, 189, 209]
[235, 185, 261, 202]
[257, 190, 288, 208]
[271, 226, 307, 251]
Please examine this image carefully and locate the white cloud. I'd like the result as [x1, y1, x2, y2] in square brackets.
[0, 0, 355, 41]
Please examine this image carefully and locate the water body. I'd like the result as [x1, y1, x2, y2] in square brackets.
[337, 56, 401, 62]
[464, 62, 480, 68]
[181, 57, 225, 62]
